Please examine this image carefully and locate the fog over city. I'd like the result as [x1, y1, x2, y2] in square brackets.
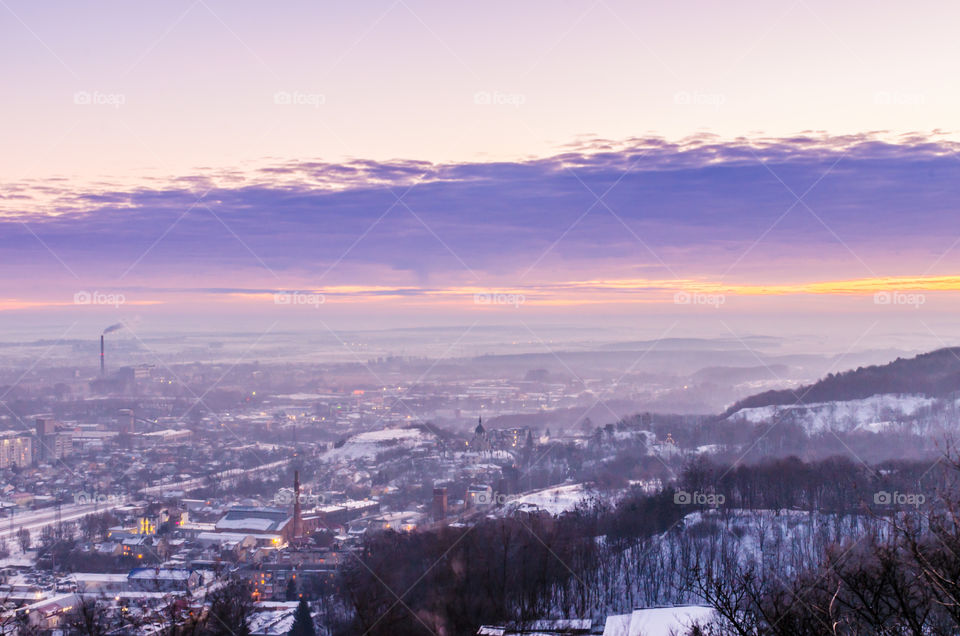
[3, 2, 960, 635]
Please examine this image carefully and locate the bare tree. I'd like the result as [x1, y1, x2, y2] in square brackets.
[16, 527, 30, 552]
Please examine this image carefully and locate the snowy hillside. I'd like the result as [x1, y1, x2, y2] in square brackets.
[322, 427, 431, 461]
[725, 393, 941, 433]
[503, 483, 594, 515]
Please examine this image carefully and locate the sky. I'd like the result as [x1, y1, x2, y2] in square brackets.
[2, 0, 960, 349]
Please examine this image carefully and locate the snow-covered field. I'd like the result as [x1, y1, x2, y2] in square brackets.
[504, 483, 594, 515]
[726, 393, 938, 433]
[322, 428, 430, 461]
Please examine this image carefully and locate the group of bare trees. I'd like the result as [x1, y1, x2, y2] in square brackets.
[329, 452, 960, 635]
[689, 491, 960, 633]
[332, 488, 687, 635]
[49, 579, 256, 636]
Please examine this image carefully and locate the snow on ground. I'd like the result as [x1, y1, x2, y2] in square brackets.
[603, 605, 716, 636]
[351, 428, 424, 443]
[271, 393, 325, 401]
[695, 443, 722, 454]
[726, 393, 937, 433]
[504, 483, 593, 516]
[322, 428, 429, 461]
[0, 551, 35, 567]
[676, 508, 879, 572]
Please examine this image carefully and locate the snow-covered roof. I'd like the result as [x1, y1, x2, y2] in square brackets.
[128, 568, 193, 581]
[215, 507, 291, 533]
[216, 517, 277, 531]
[248, 608, 298, 635]
[603, 605, 715, 636]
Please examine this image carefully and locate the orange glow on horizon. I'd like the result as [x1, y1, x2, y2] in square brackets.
[5, 274, 960, 312]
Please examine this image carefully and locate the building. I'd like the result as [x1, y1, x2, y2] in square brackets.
[117, 408, 135, 434]
[311, 500, 380, 529]
[216, 507, 294, 542]
[466, 484, 494, 509]
[45, 434, 73, 461]
[248, 601, 302, 635]
[488, 426, 531, 449]
[133, 428, 192, 448]
[14, 594, 78, 632]
[33, 417, 72, 462]
[35, 418, 57, 437]
[432, 487, 448, 521]
[370, 511, 420, 532]
[128, 567, 202, 593]
[468, 417, 490, 453]
[0, 430, 33, 468]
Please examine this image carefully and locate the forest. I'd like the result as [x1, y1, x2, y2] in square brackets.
[326, 453, 958, 635]
[724, 347, 960, 414]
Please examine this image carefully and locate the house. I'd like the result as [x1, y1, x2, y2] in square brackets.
[196, 531, 258, 558]
[247, 601, 302, 635]
[120, 535, 162, 560]
[68, 572, 129, 594]
[127, 567, 201, 594]
[15, 593, 77, 631]
[94, 541, 123, 557]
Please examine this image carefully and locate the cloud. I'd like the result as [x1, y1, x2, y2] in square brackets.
[3, 133, 960, 298]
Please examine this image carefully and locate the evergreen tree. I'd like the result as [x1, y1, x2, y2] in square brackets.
[288, 598, 315, 636]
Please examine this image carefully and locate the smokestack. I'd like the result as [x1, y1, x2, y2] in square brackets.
[100, 335, 105, 376]
[293, 470, 303, 538]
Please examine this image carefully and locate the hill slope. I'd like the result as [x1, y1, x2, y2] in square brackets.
[723, 347, 960, 417]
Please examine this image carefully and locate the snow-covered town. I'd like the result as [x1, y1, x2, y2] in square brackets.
[4, 2, 960, 632]
[2, 341, 960, 633]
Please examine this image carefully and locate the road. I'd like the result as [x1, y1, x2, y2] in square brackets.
[0, 458, 293, 546]
[138, 458, 292, 495]
[0, 501, 126, 543]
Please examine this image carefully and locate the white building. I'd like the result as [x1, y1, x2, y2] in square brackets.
[0, 430, 32, 468]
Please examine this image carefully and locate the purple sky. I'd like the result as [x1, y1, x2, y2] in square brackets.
[2, 1, 959, 347]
